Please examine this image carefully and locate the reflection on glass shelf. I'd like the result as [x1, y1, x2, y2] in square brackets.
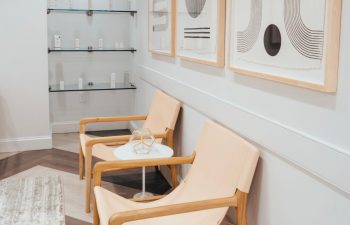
[48, 48, 136, 53]
[47, 8, 137, 16]
[49, 83, 136, 92]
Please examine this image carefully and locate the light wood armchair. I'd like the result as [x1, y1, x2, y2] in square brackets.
[79, 91, 182, 213]
[92, 120, 260, 225]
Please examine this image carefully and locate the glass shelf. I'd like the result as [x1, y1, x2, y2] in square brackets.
[49, 83, 136, 92]
[48, 48, 136, 53]
[47, 8, 137, 16]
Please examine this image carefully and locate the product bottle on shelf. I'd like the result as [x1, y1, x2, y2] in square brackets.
[110, 73, 116, 88]
[59, 81, 65, 90]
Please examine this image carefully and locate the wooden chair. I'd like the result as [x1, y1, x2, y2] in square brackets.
[92, 120, 260, 225]
[80, 91, 182, 212]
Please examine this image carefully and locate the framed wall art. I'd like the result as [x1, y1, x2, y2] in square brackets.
[149, 0, 176, 56]
[228, 0, 342, 92]
[176, 0, 226, 67]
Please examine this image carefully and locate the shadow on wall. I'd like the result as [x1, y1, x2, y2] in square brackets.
[247, 156, 264, 225]
[170, 107, 186, 179]
[180, 60, 225, 78]
[232, 73, 337, 110]
[151, 53, 225, 78]
[152, 53, 176, 64]
[0, 96, 17, 145]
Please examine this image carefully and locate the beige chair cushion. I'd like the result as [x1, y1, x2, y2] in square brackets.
[95, 120, 260, 225]
[80, 134, 118, 161]
[95, 186, 228, 225]
[80, 91, 181, 161]
[143, 91, 181, 133]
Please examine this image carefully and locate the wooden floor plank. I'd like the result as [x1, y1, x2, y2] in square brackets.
[65, 216, 91, 225]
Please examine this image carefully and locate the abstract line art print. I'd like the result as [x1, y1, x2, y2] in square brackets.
[153, 0, 169, 32]
[229, 0, 342, 92]
[185, 0, 207, 18]
[237, 0, 262, 53]
[284, 0, 324, 60]
[149, 0, 175, 55]
[177, 0, 226, 66]
[184, 27, 210, 39]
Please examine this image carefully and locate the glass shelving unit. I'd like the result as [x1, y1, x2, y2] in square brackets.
[48, 48, 137, 53]
[47, 8, 137, 16]
[48, 7, 137, 93]
[49, 82, 136, 92]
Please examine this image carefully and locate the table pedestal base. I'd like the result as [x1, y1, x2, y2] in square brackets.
[133, 192, 154, 198]
[133, 166, 154, 199]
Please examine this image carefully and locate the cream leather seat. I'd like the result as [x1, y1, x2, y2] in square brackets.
[93, 120, 260, 225]
[79, 91, 181, 212]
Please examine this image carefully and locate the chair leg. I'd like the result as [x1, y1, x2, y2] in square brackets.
[236, 191, 248, 225]
[170, 165, 178, 188]
[85, 155, 92, 213]
[79, 146, 84, 180]
[93, 197, 100, 225]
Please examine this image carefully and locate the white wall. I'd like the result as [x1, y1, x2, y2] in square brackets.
[132, 1, 350, 225]
[48, 0, 137, 133]
[0, 0, 51, 152]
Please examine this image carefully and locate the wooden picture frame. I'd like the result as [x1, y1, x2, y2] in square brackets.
[148, 0, 176, 56]
[228, 0, 342, 92]
[176, 0, 226, 67]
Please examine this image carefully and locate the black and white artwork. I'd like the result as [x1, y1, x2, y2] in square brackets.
[177, 0, 225, 65]
[152, 0, 169, 32]
[229, 0, 340, 90]
[185, 0, 207, 18]
[284, 0, 324, 61]
[149, 0, 174, 55]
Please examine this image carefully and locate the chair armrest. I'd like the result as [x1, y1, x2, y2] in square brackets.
[108, 196, 237, 225]
[80, 115, 147, 133]
[85, 135, 131, 148]
[93, 153, 195, 187]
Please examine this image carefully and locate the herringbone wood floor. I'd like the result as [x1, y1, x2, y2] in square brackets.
[0, 149, 171, 225]
[0, 132, 232, 225]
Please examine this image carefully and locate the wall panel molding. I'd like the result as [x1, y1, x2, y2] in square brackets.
[139, 64, 350, 196]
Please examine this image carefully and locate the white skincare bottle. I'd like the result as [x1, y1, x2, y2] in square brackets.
[124, 71, 130, 85]
[98, 38, 104, 50]
[54, 35, 62, 50]
[59, 81, 65, 90]
[114, 41, 120, 49]
[78, 78, 83, 89]
[49, 0, 56, 8]
[75, 38, 80, 50]
[128, 0, 132, 10]
[110, 73, 116, 88]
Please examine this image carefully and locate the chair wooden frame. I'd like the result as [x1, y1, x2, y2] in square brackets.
[92, 153, 249, 225]
[80, 115, 179, 213]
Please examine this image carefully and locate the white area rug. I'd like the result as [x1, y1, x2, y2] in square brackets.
[4, 166, 93, 223]
[0, 176, 65, 225]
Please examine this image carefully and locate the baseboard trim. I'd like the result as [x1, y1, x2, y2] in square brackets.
[0, 136, 52, 152]
[52, 121, 130, 134]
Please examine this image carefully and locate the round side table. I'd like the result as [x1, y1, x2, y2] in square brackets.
[114, 143, 174, 198]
